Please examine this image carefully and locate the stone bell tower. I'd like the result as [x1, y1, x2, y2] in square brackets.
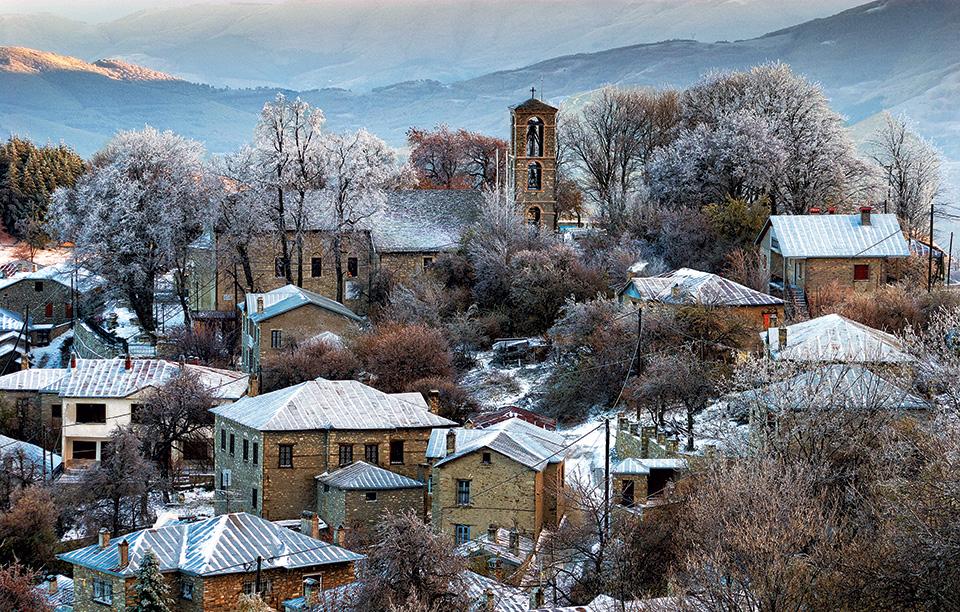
[510, 89, 559, 230]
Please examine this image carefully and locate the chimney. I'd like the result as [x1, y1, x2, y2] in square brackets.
[303, 577, 319, 606]
[47, 576, 58, 596]
[487, 523, 497, 541]
[809, 207, 821, 215]
[178, 354, 185, 367]
[485, 588, 495, 611]
[827, 206, 837, 214]
[124, 354, 132, 370]
[98, 528, 110, 549]
[428, 389, 440, 414]
[860, 205, 872, 226]
[248, 374, 259, 398]
[70, 353, 77, 368]
[508, 529, 519, 555]
[445, 430, 457, 455]
[778, 326, 788, 350]
[670, 283, 682, 299]
[20, 355, 29, 370]
[311, 513, 320, 540]
[118, 539, 129, 568]
[256, 296, 264, 313]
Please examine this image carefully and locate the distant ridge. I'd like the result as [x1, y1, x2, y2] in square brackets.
[0, 46, 177, 81]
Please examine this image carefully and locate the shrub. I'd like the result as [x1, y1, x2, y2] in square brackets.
[354, 323, 455, 393]
[261, 339, 361, 392]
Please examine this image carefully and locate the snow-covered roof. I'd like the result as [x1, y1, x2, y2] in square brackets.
[728, 364, 928, 412]
[429, 417, 567, 470]
[58, 512, 363, 577]
[612, 458, 650, 475]
[212, 378, 454, 432]
[640, 458, 688, 470]
[34, 574, 74, 612]
[0, 261, 103, 294]
[457, 526, 534, 567]
[316, 461, 424, 490]
[621, 268, 782, 307]
[0, 307, 25, 332]
[512, 97, 559, 114]
[0, 368, 69, 392]
[761, 212, 910, 259]
[60, 358, 249, 399]
[369, 189, 483, 253]
[0, 434, 62, 478]
[459, 569, 530, 612]
[244, 285, 362, 324]
[761, 314, 912, 364]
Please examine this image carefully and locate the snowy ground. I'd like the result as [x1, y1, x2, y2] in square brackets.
[459, 347, 555, 410]
[30, 329, 71, 368]
[562, 417, 616, 496]
[61, 487, 216, 541]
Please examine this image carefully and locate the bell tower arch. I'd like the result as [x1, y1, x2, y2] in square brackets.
[511, 89, 558, 230]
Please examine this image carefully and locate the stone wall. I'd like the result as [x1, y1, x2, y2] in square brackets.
[0, 278, 73, 327]
[71, 566, 134, 612]
[199, 562, 356, 612]
[802, 257, 889, 303]
[247, 302, 361, 374]
[378, 251, 440, 287]
[213, 416, 264, 516]
[512, 107, 558, 231]
[319, 485, 424, 540]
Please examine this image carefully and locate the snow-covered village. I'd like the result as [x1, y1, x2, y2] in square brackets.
[0, 0, 959, 610]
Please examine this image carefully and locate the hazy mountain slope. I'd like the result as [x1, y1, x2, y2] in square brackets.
[0, 0, 863, 89]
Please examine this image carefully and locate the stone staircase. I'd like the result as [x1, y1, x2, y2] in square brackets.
[784, 285, 809, 320]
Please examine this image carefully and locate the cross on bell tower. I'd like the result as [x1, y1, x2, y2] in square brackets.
[510, 92, 559, 231]
[530, 86, 536, 99]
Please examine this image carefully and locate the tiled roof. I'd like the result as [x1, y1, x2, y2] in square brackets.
[621, 268, 783, 307]
[369, 190, 483, 253]
[429, 417, 567, 470]
[0, 368, 69, 392]
[728, 364, 928, 412]
[762, 213, 910, 259]
[246, 285, 363, 324]
[512, 97, 559, 113]
[316, 461, 424, 490]
[33, 575, 74, 612]
[761, 314, 912, 364]
[58, 512, 363, 577]
[212, 378, 455, 431]
[612, 458, 650, 475]
[0, 434, 62, 478]
[60, 359, 249, 399]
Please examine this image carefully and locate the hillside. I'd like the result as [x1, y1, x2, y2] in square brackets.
[0, 0, 958, 163]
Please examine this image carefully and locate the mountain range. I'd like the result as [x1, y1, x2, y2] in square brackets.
[0, 0, 957, 172]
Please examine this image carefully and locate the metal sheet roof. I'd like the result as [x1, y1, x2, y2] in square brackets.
[316, 461, 424, 490]
[764, 213, 910, 259]
[621, 268, 782, 307]
[612, 458, 650, 475]
[58, 512, 363, 577]
[0, 368, 69, 392]
[60, 359, 248, 399]
[212, 378, 455, 431]
[0, 434, 62, 478]
[761, 314, 912, 364]
[34, 575, 74, 611]
[430, 417, 567, 470]
[245, 285, 363, 324]
[457, 527, 534, 566]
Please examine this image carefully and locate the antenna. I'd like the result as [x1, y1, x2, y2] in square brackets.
[540, 77, 543, 100]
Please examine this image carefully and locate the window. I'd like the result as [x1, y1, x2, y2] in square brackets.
[229, 434, 235, 456]
[33, 281, 43, 292]
[44, 302, 53, 317]
[364, 443, 379, 464]
[278, 444, 293, 468]
[389, 440, 404, 464]
[456, 479, 471, 506]
[181, 580, 194, 601]
[311, 257, 322, 277]
[274, 256, 285, 278]
[455, 524, 471, 546]
[525, 206, 541, 226]
[253, 441, 259, 465]
[92, 577, 113, 604]
[427, 476, 432, 495]
[527, 162, 542, 190]
[338, 444, 353, 466]
[347, 257, 359, 278]
[853, 264, 870, 281]
[65, 302, 74, 319]
[72, 440, 97, 460]
[365, 491, 377, 502]
[36, 329, 50, 344]
[252, 487, 258, 509]
[220, 428, 226, 450]
[621, 480, 635, 507]
[243, 439, 249, 462]
[422, 257, 433, 269]
[526, 117, 544, 156]
[270, 329, 282, 349]
[482, 452, 492, 465]
[51, 404, 62, 419]
[243, 580, 272, 597]
[76, 403, 106, 424]
[221, 469, 232, 488]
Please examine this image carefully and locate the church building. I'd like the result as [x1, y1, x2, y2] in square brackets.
[510, 90, 559, 231]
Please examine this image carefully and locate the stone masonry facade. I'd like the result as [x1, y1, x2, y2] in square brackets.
[512, 103, 558, 231]
[317, 483, 424, 540]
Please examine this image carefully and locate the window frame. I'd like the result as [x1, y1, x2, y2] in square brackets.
[338, 444, 353, 467]
[364, 443, 379, 465]
[181, 579, 194, 601]
[274, 257, 285, 278]
[252, 487, 258, 509]
[76, 403, 106, 424]
[220, 428, 226, 450]
[221, 469, 232, 488]
[33, 281, 43, 292]
[527, 161, 543, 191]
[311, 257, 323, 278]
[252, 441, 259, 465]
[278, 444, 294, 468]
[456, 479, 471, 506]
[44, 302, 53, 317]
[365, 491, 377, 502]
[229, 434, 235, 456]
[455, 524, 471, 546]
[389, 440, 404, 465]
[853, 263, 870, 281]
[347, 256, 359, 278]
[270, 329, 282, 349]
[243, 438, 249, 462]
[481, 452, 492, 465]
[92, 577, 113, 605]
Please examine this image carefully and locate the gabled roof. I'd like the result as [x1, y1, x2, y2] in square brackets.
[0, 434, 62, 478]
[211, 378, 455, 432]
[0, 367, 69, 393]
[620, 268, 783, 308]
[316, 461, 424, 491]
[512, 97, 559, 113]
[727, 364, 928, 412]
[243, 285, 362, 324]
[761, 314, 912, 364]
[429, 417, 567, 470]
[612, 458, 650, 476]
[58, 512, 363, 578]
[0, 307, 25, 333]
[369, 189, 483, 254]
[0, 261, 103, 294]
[457, 526, 534, 567]
[60, 358, 249, 400]
[759, 213, 910, 259]
[33, 575, 73, 612]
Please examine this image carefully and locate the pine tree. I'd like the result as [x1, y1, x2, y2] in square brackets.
[132, 549, 171, 612]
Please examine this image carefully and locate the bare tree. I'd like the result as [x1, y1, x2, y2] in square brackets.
[215, 147, 270, 293]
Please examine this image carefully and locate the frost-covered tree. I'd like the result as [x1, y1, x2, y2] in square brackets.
[868, 113, 942, 233]
[316, 129, 400, 302]
[214, 147, 270, 293]
[51, 127, 211, 331]
[132, 550, 170, 612]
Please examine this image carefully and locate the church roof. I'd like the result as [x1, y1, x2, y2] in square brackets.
[371, 189, 483, 253]
[512, 97, 558, 113]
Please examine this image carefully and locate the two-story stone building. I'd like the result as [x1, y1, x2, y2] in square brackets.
[57, 512, 362, 612]
[210, 378, 455, 520]
[427, 417, 567, 545]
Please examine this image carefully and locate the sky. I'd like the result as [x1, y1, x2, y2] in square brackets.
[0, 0, 288, 22]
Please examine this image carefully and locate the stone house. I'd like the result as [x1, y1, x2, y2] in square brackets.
[760, 313, 913, 365]
[456, 525, 534, 584]
[0, 367, 70, 438]
[59, 357, 248, 469]
[57, 512, 362, 612]
[315, 460, 425, 545]
[210, 378, 455, 521]
[618, 268, 785, 332]
[238, 284, 364, 376]
[427, 417, 568, 545]
[756, 207, 910, 314]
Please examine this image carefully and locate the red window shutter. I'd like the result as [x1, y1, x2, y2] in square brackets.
[853, 264, 870, 281]
[44, 303, 53, 317]
[65, 303, 73, 318]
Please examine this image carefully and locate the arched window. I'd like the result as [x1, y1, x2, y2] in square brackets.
[526, 207, 542, 226]
[526, 118, 544, 157]
[527, 162, 542, 190]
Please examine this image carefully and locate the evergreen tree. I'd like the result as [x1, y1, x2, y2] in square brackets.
[132, 550, 170, 612]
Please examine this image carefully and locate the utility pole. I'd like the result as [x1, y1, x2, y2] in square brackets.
[255, 555, 263, 594]
[632, 307, 642, 374]
[948, 232, 954, 287]
[603, 417, 610, 538]
[927, 202, 935, 292]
